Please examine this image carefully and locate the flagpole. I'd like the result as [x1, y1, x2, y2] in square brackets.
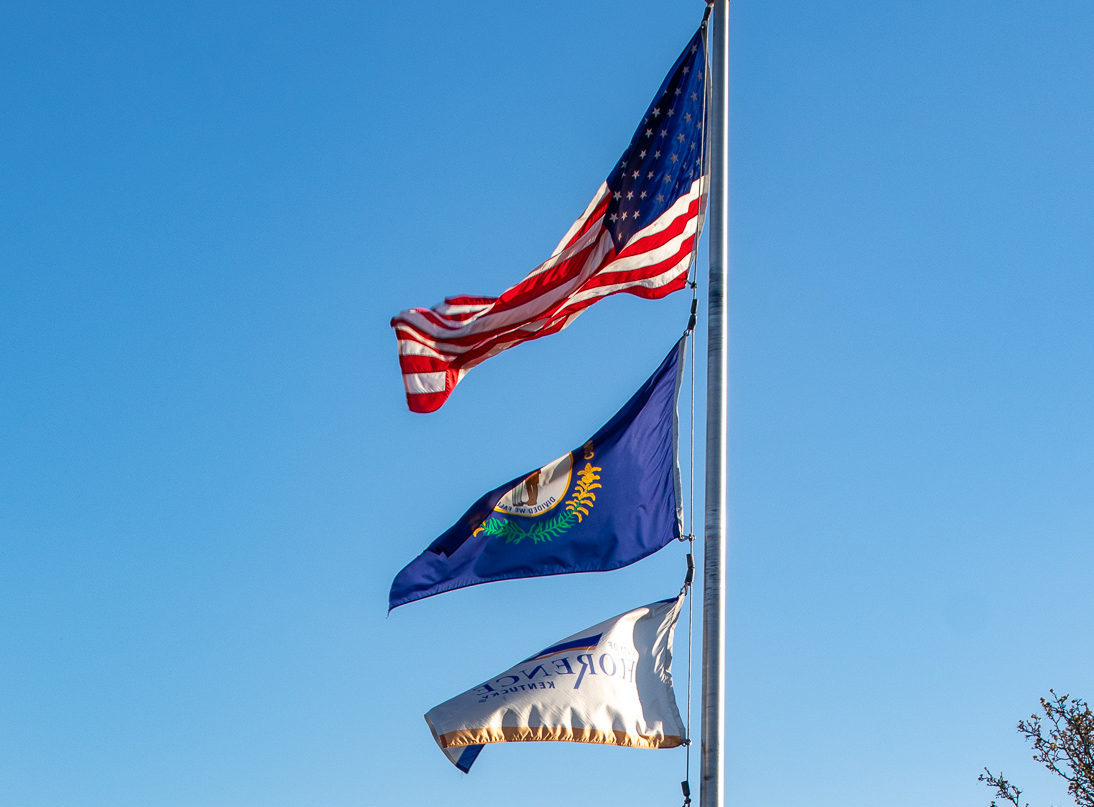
[701, 2, 729, 807]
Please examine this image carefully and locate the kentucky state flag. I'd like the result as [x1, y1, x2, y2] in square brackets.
[388, 340, 684, 610]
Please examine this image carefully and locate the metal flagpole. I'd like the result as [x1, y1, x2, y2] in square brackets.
[701, 2, 729, 807]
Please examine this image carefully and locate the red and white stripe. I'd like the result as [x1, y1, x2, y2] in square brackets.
[391, 176, 705, 413]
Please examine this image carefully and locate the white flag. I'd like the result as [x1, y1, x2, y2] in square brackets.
[424, 596, 686, 772]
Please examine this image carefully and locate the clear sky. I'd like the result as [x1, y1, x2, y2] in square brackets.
[2, 2, 1092, 806]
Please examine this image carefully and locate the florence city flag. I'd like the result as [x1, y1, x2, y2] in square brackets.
[388, 339, 684, 610]
[391, 26, 708, 412]
[425, 595, 686, 772]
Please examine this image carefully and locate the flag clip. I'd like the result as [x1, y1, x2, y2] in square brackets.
[681, 552, 695, 592]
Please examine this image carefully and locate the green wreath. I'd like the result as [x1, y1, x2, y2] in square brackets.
[477, 458, 602, 545]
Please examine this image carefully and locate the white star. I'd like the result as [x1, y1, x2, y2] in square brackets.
[654, 151, 661, 158]
[645, 128, 653, 138]
[632, 170, 640, 179]
[640, 190, 647, 199]
[691, 44, 698, 53]
[620, 211, 628, 220]
[675, 87, 682, 96]
[691, 92, 699, 101]
[640, 149, 647, 158]
[670, 153, 680, 163]
[656, 193, 665, 203]
[613, 191, 622, 201]
[663, 172, 673, 181]
[610, 213, 619, 222]
[684, 113, 693, 123]
[682, 66, 690, 74]
[626, 191, 634, 200]
[647, 170, 655, 179]
[632, 210, 640, 220]
[652, 107, 661, 117]
[677, 133, 686, 143]
[660, 129, 668, 137]
[667, 107, 675, 117]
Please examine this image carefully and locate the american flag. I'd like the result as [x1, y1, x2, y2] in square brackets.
[392, 26, 708, 413]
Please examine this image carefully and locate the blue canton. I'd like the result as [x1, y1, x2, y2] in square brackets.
[604, 31, 706, 249]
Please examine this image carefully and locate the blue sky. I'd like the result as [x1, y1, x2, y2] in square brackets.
[2, 2, 1092, 806]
